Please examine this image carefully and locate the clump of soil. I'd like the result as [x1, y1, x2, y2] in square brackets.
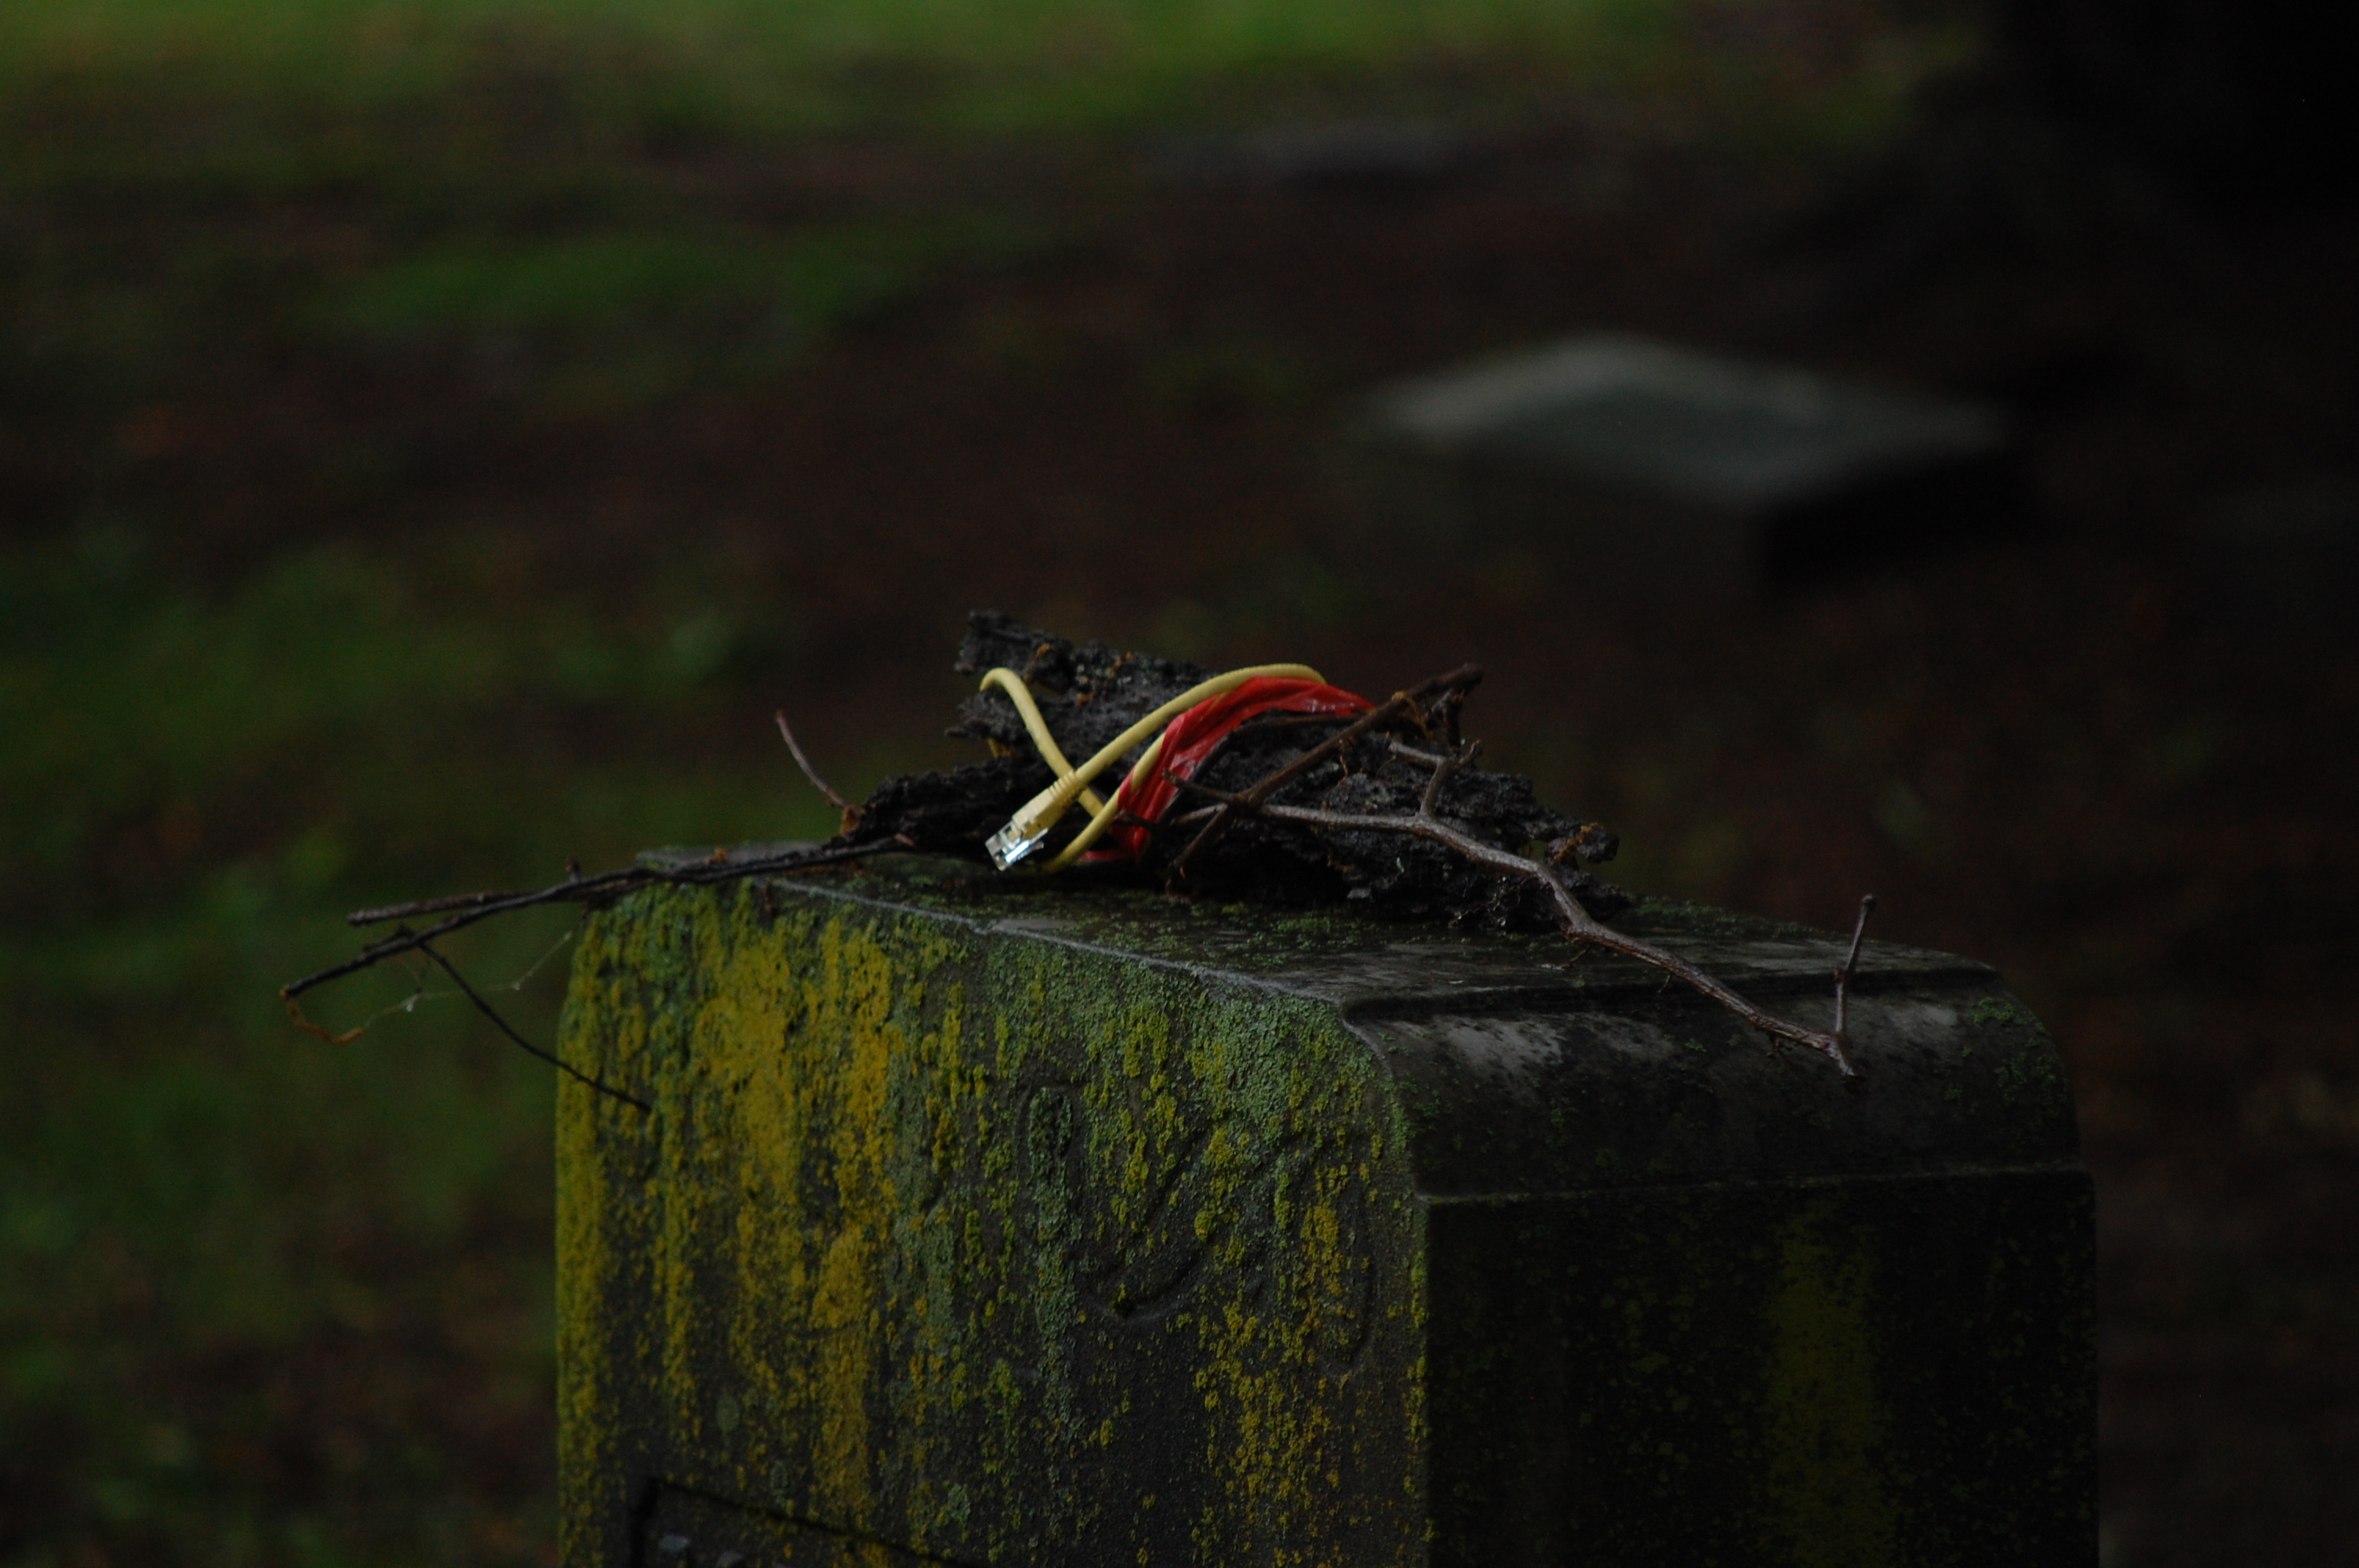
[838, 609, 1628, 926]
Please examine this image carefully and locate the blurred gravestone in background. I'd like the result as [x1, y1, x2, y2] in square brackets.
[1343, 334, 2018, 595]
[1314, 0, 2359, 604]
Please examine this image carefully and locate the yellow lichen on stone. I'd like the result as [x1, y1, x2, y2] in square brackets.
[561, 881, 1423, 1564]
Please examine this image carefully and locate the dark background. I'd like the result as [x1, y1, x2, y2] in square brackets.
[3, 2, 2352, 1563]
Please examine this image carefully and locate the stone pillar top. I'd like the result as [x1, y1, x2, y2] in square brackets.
[649, 845, 2076, 1199]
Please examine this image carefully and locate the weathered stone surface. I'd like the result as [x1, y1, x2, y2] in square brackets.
[1346, 334, 2017, 591]
[556, 855, 2092, 1566]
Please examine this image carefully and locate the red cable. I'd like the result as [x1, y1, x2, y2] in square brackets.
[1089, 676, 1372, 862]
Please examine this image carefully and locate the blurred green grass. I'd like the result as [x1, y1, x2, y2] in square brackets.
[314, 218, 1027, 412]
[1, 521, 854, 1563]
[3, 0, 1685, 140]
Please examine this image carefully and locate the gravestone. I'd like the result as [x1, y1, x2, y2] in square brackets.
[556, 853, 2092, 1566]
[1344, 334, 2017, 593]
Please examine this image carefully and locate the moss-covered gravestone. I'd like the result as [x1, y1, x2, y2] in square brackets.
[556, 855, 2092, 1566]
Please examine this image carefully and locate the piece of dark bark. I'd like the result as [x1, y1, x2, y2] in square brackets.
[842, 611, 1629, 929]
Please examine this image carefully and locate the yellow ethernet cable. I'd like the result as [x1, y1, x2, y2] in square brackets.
[981, 662, 1322, 870]
[977, 668, 1107, 818]
[1042, 731, 1170, 872]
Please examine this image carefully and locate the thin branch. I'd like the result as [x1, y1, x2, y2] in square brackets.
[1228, 710, 1366, 734]
[775, 710, 849, 811]
[1419, 738, 1481, 818]
[415, 938, 651, 1112]
[1841, 892, 1877, 975]
[1160, 709, 1364, 810]
[1169, 662, 1482, 881]
[347, 861, 662, 930]
[349, 887, 538, 927]
[1434, 687, 1467, 749]
[282, 993, 364, 1045]
[1249, 666, 1481, 810]
[287, 837, 903, 999]
[1832, 894, 1877, 1044]
[1387, 739, 1452, 769]
[1212, 789, 1864, 1079]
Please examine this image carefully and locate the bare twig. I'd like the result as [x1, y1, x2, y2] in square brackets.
[1229, 710, 1368, 734]
[415, 938, 650, 1112]
[282, 993, 364, 1045]
[1159, 708, 1372, 814]
[346, 861, 671, 931]
[1419, 738, 1481, 818]
[1434, 687, 1467, 748]
[1386, 739, 1453, 769]
[348, 887, 535, 927]
[775, 710, 849, 810]
[287, 837, 904, 1000]
[1832, 893, 1877, 1044]
[1169, 662, 1482, 881]
[1186, 783, 1865, 1078]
